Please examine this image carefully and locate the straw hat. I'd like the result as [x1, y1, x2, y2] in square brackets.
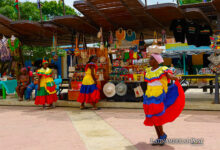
[103, 82, 116, 98]
[116, 82, 127, 96]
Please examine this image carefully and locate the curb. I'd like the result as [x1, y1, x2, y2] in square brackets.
[0, 99, 220, 111]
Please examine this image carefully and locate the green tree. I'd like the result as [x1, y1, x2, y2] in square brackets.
[20, 2, 41, 21]
[0, 0, 77, 21]
[182, 0, 211, 4]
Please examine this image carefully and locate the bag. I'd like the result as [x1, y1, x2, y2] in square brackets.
[74, 33, 80, 56]
[100, 42, 105, 51]
[98, 73, 104, 81]
[152, 31, 158, 45]
[139, 32, 146, 51]
[109, 31, 113, 44]
[68, 73, 74, 78]
[134, 85, 144, 98]
[69, 66, 75, 72]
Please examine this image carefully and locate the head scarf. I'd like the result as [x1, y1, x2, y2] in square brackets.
[42, 59, 48, 65]
[151, 53, 164, 64]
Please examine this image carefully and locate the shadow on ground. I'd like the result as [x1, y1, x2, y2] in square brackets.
[126, 142, 174, 150]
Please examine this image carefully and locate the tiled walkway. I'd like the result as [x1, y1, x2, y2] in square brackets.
[0, 106, 219, 150]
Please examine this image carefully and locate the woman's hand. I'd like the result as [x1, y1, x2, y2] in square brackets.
[167, 73, 181, 81]
[176, 76, 182, 81]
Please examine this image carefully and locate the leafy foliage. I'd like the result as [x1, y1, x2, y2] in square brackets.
[0, 0, 77, 21]
[22, 45, 53, 61]
[182, 0, 211, 4]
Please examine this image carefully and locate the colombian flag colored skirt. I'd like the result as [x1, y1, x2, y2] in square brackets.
[143, 81, 185, 126]
[77, 84, 100, 104]
[35, 87, 58, 105]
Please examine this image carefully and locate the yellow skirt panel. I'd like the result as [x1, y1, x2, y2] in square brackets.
[145, 85, 164, 97]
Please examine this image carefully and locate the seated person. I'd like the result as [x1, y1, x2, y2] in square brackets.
[16, 68, 30, 101]
[25, 77, 38, 100]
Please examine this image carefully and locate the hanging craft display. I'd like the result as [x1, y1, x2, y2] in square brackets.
[139, 32, 145, 51]
[0, 38, 11, 62]
[161, 29, 167, 45]
[115, 28, 126, 46]
[152, 31, 158, 45]
[109, 31, 113, 44]
[8, 38, 20, 52]
[209, 33, 220, 73]
[210, 36, 220, 53]
[74, 33, 80, 56]
[125, 29, 136, 42]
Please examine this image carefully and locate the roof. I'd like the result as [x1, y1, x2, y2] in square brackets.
[0, 0, 220, 46]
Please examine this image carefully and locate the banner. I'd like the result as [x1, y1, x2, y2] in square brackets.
[14, 0, 19, 12]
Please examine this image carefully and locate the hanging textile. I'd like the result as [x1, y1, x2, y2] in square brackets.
[125, 29, 136, 42]
[8, 38, 20, 57]
[116, 28, 126, 46]
[0, 39, 11, 62]
[8, 38, 20, 52]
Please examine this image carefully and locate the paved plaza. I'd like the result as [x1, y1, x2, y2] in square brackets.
[0, 106, 219, 150]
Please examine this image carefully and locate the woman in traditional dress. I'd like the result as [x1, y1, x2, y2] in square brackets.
[35, 59, 58, 109]
[77, 56, 100, 110]
[144, 53, 185, 145]
[16, 68, 30, 101]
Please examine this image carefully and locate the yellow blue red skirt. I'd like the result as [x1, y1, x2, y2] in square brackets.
[77, 84, 100, 104]
[143, 81, 185, 126]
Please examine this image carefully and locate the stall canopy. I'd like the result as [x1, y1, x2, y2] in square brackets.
[1, 0, 220, 46]
[164, 43, 212, 56]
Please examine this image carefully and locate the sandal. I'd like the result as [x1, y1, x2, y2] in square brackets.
[91, 107, 100, 110]
[80, 106, 86, 110]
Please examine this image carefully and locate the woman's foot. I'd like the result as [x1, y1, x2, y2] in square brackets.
[91, 103, 100, 110]
[159, 133, 167, 146]
[18, 97, 23, 101]
[80, 103, 86, 110]
[91, 107, 100, 110]
[41, 105, 46, 110]
[152, 133, 167, 146]
[48, 104, 55, 109]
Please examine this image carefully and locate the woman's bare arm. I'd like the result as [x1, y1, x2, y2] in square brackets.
[167, 73, 181, 81]
[91, 66, 97, 84]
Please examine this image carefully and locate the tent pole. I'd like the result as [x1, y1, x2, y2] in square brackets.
[183, 53, 186, 75]
[215, 74, 219, 104]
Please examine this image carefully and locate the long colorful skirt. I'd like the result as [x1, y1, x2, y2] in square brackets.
[35, 87, 58, 105]
[143, 81, 185, 126]
[77, 84, 100, 104]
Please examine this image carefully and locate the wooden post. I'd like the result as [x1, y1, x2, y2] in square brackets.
[145, 0, 147, 7]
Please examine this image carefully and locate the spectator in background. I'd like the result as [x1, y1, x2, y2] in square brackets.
[16, 68, 30, 101]
[170, 64, 176, 74]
